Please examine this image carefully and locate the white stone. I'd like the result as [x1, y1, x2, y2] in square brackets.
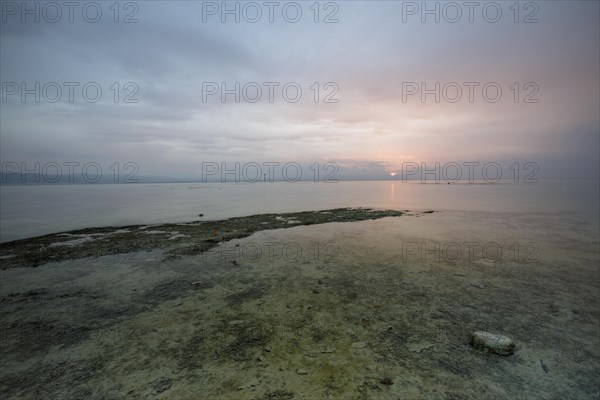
[471, 331, 515, 356]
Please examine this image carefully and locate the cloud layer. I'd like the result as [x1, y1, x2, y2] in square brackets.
[1, 1, 598, 179]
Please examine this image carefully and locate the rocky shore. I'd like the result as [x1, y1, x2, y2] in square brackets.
[0, 208, 409, 270]
[1, 209, 598, 399]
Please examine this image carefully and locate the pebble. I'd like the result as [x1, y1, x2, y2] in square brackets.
[351, 342, 367, 349]
[237, 378, 260, 390]
[470, 331, 515, 356]
[407, 342, 433, 353]
[295, 368, 308, 375]
[540, 359, 550, 374]
[364, 364, 378, 371]
[150, 377, 172, 395]
[380, 377, 394, 385]
[468, 283, 485, 289]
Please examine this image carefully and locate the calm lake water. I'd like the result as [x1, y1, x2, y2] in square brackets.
[1, 179, 598, 243]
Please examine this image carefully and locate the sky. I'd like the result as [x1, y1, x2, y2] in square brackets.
[1, 0, 599, 181]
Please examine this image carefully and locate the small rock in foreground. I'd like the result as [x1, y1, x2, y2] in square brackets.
[150, 377, 173, 395]
[470, 331, 515, 356]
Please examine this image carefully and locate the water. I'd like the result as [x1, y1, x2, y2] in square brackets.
[1, 180, 599, 398]
[1, 179, 598, 242]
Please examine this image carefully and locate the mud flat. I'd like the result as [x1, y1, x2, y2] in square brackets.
[0, 209, 598, 399]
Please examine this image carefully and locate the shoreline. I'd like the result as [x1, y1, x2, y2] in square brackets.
[0, 209, 598, 399]
[0, 208, 427, 270]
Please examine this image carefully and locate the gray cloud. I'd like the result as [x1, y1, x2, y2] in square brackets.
[1, 1, 598, 179]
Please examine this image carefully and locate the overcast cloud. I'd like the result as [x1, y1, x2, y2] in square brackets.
[1, 1, 598, 179]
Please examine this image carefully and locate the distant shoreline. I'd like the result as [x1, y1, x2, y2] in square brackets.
[0, 208, 432, 270]
[2, 177, 597, 186]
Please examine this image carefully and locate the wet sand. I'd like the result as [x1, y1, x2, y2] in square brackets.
[0, 209, 598, 399]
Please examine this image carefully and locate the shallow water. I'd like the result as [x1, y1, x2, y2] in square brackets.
[1, 179, 598, 242]
[1, 210, 598, 399]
